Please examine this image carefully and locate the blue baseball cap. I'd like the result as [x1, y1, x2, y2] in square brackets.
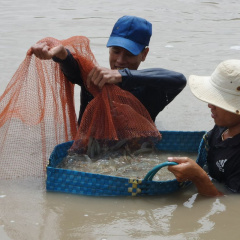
[106, 15, 152, 56]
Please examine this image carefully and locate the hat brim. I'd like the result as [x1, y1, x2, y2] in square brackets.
[106, 36, 145, 56]
[189, 75, 240, 114]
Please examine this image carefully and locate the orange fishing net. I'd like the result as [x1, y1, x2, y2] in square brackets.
[0, 36, 161, 179]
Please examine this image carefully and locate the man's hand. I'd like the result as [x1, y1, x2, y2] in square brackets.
[31, 42, 68, 60]
[168, 157, 223, 197]
[86, 66, 122, 89]
[168, 157, 202, 182]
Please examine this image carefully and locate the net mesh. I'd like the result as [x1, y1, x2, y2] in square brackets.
[0, 36, 161, 179]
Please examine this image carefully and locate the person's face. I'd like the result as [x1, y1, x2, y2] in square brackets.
[208, 104, 240, 128]
[109, 46, 149, 70]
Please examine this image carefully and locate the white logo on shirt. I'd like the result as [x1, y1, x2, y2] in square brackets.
[216, 159, 227, 172]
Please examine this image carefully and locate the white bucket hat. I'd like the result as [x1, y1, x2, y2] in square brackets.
[189, 59, 240, 115]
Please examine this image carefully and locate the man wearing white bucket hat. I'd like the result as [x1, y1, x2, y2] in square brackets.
[168, 59, 240, 197]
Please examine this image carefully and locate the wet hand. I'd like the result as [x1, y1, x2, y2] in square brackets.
[86, 66, 122, 89]
[167, 157, 203, 182]
[31, 42, 67, 60]
[168, 157, 223, 197]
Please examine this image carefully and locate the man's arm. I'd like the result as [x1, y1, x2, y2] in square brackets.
[119, 68, 186, 93]
[51, 49, 186, 94]
[31, 42, 84, 85]
[52, 49, 84, 85]
[86, 67, 186, 91]
[168, 157, 223, 197]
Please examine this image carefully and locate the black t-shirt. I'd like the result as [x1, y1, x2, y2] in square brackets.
[206, 125, 240, 192]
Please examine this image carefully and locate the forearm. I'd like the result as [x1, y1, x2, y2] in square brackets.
[52, 49, 84, 85]
[168, 157, 223, 197]
[119, 68, 186, 91]
[192, 169, 223, 197]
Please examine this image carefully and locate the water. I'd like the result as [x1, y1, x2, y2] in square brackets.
[58, 150, 197, 180]
[1, 0, 240, 239]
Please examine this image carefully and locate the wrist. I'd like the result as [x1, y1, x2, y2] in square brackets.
[55, 47, 68, 60]
[116, 70, 123, 83]
[192, 170, 222, 197]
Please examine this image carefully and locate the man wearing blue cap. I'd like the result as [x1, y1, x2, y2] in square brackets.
[31, 15, 186, 125]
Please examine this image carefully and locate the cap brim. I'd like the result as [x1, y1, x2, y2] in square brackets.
[189, 75, 240, 114]
[106, 36, 145, 56]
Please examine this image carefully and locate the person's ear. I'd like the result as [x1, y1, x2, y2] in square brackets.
[141, 47, 149, 62]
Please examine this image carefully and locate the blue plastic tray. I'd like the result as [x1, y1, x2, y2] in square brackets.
[46, 131, 207, 196]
